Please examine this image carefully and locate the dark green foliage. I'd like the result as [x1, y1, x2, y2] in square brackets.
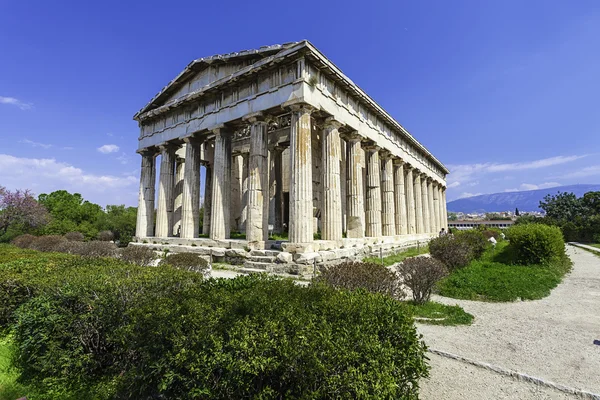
[1, 247, 429, 399]
[407, 301, 474, 326]
[64, 231, 84, 241]
[10, 234, 37, 249]
[506, 224, 565, 265]
[539, 191, 584, 221]
[94, 205, 137, 246]
[428, 235, 474, 271]
[455, 230, 490, 259]
[159, 252, 209, 273]
[318, 261, 405, 299]
[29, 235, 66, 252]
[397, 257, 447, 304]
[120, 245, 156, 266]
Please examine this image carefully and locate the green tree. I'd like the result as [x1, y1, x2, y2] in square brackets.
[447, 212, 458, 221]
[581, 191, 600, 215]
[515, 208, 520, 216]
[96, 205, 137, 245]
[538, 192, 584, 222]
[38, 190, 103, 239]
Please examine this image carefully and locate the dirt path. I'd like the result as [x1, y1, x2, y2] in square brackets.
[419, 245, 600, 398]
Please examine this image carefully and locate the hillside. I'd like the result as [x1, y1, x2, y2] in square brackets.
[447, 184, 600, 213]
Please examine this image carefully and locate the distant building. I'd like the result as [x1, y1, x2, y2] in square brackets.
[448, 220, 514, 230]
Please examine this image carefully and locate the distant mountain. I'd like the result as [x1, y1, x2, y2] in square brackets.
[447, 184, 600, 213]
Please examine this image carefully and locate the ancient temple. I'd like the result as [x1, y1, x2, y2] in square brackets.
[133, 41, 448, 271]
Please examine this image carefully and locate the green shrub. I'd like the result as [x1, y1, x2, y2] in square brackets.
[10, 234, 37, 249]
[428, 235, 474, 271]
[96, 230, 114, 242]
[29, 235, 67, 252]
[54, 240, 86, 254]
[507, 224, 565, 265]
[79, 241, 119, 258]
[64, 231, 85, 242]
[12, 274, 428, 399]
[120, 245, 156, 267]
[159, 252, 209, 273]
[318, 261, 405, 299]
[397, 257, 447, 304]
[455, 230, 489, 259]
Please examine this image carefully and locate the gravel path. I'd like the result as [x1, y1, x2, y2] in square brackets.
[419, 245, 600, 397]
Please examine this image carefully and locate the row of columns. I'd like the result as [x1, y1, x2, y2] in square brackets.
[136, 103, 448, 248]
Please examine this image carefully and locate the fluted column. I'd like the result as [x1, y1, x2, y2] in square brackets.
[394, 159, 408, 235]
[273, 147, 284, 234]
[405, 166, 416, 235]
[288, 104, 314, 245]
[381, 151, 396, 237]
[210, 126, 232, 240]
[346, 133, 364, 238]
[442, 187, 448, 230]
[414, 171, 424, 234]
[240, 153, 249, 231]
[321, 117, 343, 241]
[172, 156, 185, 236]
[155, 144, 177, 238]
[135, 149, 157, 238]
[421, 175, 430, 234]
[365, 144, 382, 238]
[231, 154, 243, 232]
[427, 179, 435, 233]
[245, 114, 269, 243]
[202, 142, 214, 236]
[432, 182, 440, 234]
[180, 138, 201, 239]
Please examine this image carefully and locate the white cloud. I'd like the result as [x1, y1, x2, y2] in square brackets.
[457, 192, 482, 199]
[0, 154, 138, 205]
[553, 165, 600, 180]
[447, 181, 460, 188]
[0, 96, 33, 110]
[116, 153, 129, 165]
[20, 139, 53, 149]
[97, 144, 120, 154]
[447, 155, 586, 188]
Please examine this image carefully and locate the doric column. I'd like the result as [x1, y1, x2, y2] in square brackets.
[240, 153, 249, 231]
[202, 142, 214, 236]
[273, 146, 284, 234]
[210, 126, 232, 240]
[346, 133, 364, 238]
[380, 151, 396, 236]
[245, 114, 269, 243]
[135, 149, 157, 238]
[172, 155, 185, 236]
[288, 103, 314, 245]
[321, 117, 343, 241]
[155, 144, 177, 238]
[394, 159, 408, 235]
[432, 182, 440, 234]
[230, 154, 243, 232]
[442, 187, 448, 230]
[365, 144, 382, 238]
[426, 178, 434, 233]
[421, 174, 430, 233]
[414, 171, 424, 234]
[404, 165, 416, 235]
[180, 138, 201, 239]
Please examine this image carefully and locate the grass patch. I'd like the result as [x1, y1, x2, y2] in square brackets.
[0, 334, 28, 400]
[437, 241, 572, 302]
[229, 232, 246, 240]
[363, 246, 429, 266]
[269, 232, 289, 241]
[587, 243, 600, 249]
[571, 243, 600, 258]
[407, 301, 473, 326]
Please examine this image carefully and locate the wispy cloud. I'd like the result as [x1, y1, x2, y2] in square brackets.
[552, 165, 600, 180]
[116, 153, 129, 165]
[447, 155, 586, 189]
[504, 182, 561, 192]
[457, 192, 482, 199]
[0, 96, 33, 110]
[97, 144, 120, 154]
[20, 139, 52, 149]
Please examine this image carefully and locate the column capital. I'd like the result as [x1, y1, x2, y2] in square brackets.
[210, 124, 232, 136]
[182, 136, 203, 145]
[379, 149, 393, 159]
[242, 111, 270, 124]
[342, 131, 363, 142]
[393, 157, 405, 165]
[283, 101, 316, 115]
[323, 116, 343, 130]
[136, 147, 158, 157]
[362, 141, 380, 152]
[157, 142, 179, 152]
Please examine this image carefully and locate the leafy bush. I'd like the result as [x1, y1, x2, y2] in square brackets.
[455, 230, 489, 259]
[29, 235, 67, 252]
[318, 261, 405, 299]
[10, 234, 37, 249]
[159, 252, 209, 273]
[507, 224, 565, 265]
[64, 231, 85, 242]
[2, 246, 429, 399]
[79, 241, 118, 258]
[428, 235, 474, 271]
[481, 228, 502, 240]
[96, 230, 114, 242]
[120, 245, 156, 267]
[54, 240, 86, 255]
[397, 257, 448, 304]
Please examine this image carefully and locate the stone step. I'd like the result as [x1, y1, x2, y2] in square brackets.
[243, 261, 272, 270]
[250, 249, 280, 257]
[249, 255, 277, 263]
[238, 267, 269, 274]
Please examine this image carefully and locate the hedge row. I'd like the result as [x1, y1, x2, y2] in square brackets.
[0, 246, 429, 399]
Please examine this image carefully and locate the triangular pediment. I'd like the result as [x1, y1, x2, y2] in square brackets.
[135, 42, 303, 118]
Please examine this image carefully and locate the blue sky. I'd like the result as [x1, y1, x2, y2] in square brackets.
[1, 0, 599, 206]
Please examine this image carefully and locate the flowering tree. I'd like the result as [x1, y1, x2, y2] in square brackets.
[0, 186, 49, 237]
